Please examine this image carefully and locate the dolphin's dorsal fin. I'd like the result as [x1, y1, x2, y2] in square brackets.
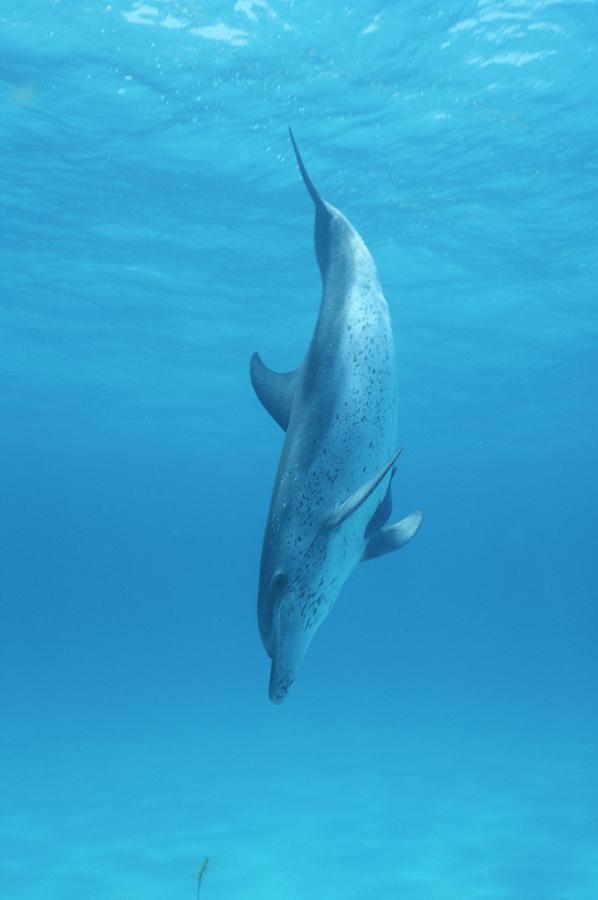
[325, 448, 403, 531]
[250, 352, 298, 431]
[363, 511, 423, 561]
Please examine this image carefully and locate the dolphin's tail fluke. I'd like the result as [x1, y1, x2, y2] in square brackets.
[288, 127, 326, 211]
[288, 128, 333, 280]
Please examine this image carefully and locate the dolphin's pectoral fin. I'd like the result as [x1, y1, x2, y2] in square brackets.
[363, 510, 423, 561]
[325, 448, 403, 531]
[250, 352, 298, 431]
[365, 467, 396, 538]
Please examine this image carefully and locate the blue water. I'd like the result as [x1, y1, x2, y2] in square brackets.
[1, 1, 597, 897]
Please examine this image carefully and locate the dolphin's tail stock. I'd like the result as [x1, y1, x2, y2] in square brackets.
[288, 127, 332, 279]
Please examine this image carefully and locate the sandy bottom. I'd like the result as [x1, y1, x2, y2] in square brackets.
[1, 722, 597, 900]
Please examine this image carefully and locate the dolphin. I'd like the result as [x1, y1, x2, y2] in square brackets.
[250, 129, 422, 704]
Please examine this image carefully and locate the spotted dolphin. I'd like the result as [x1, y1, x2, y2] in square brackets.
[251, 130, 422, 704]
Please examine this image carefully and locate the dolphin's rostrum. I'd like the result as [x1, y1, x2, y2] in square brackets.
[251, 129, 422, 704]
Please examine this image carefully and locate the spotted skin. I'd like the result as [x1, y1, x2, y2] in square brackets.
[253, 135, 414, 704]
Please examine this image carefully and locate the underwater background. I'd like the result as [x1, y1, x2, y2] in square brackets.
[1, 1, 597, 898]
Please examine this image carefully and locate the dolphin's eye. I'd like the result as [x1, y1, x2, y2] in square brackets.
[270, 571, 289, 593]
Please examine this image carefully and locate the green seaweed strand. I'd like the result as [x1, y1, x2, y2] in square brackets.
[197, 858, 209, 898]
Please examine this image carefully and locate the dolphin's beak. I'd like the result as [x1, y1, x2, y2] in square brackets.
[268, 658, 294, 705]
[267, 601, 314, 704]
[268, 606, 294, 704]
